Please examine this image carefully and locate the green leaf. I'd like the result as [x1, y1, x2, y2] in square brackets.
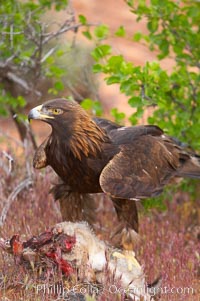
[147, 18, 158, 32]
[126, 0, 133, 7]
[91, 45, 112, 61]
[157, 39, 169, 59]
[48, 88, 59, 95]
[106, 75, 121, 85]
[93, 101, 103, 116]
[81, 99, 103, 116]
[54, 0, 68, 11]
[54, 81, 64, 91]
[94, 24, 109, 40]
[79, 14, 87, 25]
[111, 108, 125, 125]
[129, 114, 138, 125]
[81, 98, 93, 110]
[115, 26, 126, 37]
[92, 63, 103, 73]
[0, 107, 8, 116]
[129, 107, 144, 125]
[82, 30, 92, 40]
[17, 95, 26, 107]
[133, 31, 142, 41]
[56, 49, 65, 57]
[107, 55, 124, 71]
[128, 96, 142, 107]
[48, 65, 65, 77]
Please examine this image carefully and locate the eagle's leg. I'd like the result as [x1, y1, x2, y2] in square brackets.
[111, 198, 140, 250]
[59, 192, 97, 225]
[51, 183, 97, 226]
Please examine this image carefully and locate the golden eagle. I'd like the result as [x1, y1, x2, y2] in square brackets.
[28, 98, 200, 249]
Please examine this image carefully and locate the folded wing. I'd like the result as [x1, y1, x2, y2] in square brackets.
[100, 135, 184, 200]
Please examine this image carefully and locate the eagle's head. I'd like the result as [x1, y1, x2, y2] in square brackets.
[28, 98, 106, 158]
[29, 98, 81, 124]
[28, 98, 89, 136]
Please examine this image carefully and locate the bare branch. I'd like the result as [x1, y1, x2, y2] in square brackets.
[6, 71, 41, 96]
[42, 23, 88, 45]
[141, 84, 153, 102]
[23, 137, 34, 177]
[6, 71, 31, 92]
[5, 53, 19, 65]
[65, 81, 86, 101]
[0, 177, 32, 228]
[1, 31, 23, 35]
[1, 151, 14, 175]
[40, 46, 57, 63]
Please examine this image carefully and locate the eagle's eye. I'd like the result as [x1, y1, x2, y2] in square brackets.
[51, 108, 63, 115]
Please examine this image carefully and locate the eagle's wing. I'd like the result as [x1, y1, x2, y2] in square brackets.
[100, 135, 181, 200]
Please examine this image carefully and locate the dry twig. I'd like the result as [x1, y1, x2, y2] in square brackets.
[0, 177, 33, 228]
[0, 151, 14, 175]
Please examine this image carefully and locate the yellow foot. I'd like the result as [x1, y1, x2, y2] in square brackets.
[112, 250, 141, 271]
[111, 227, 141, 250]
[121, 228, 141, 251]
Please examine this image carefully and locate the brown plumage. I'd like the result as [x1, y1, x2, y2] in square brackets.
[28, 98, 200, 249]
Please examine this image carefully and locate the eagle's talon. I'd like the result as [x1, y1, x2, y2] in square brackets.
[112, 226, 140, 250]
[112, 250, 141, 271]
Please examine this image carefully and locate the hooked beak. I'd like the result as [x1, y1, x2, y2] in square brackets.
[28, 104, 54, 122]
